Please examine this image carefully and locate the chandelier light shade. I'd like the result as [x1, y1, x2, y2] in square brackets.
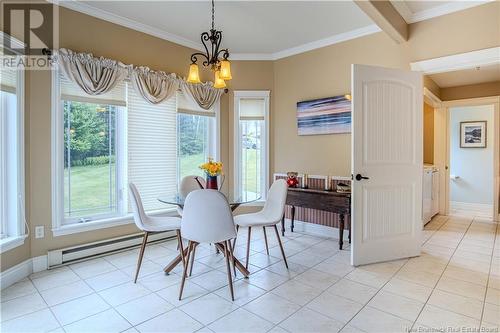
[219, 60, 232, 80]
[187, 63, 201, 84]
[188, 0, 232, 88]
[213, 70, 226, 89]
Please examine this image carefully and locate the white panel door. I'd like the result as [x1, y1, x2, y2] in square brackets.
[351, 64, 423, 266]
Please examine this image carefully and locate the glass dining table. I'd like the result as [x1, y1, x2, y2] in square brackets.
[157, 191, 261, 278]
[158, 191, 260, 212]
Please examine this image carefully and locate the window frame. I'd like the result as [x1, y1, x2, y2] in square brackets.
[51, 73, 221, 236]
[176, 99, 220, 184]
[0, 59, 26, 253]
[233, 90, 270, 202]
[51, 68, 128, 235]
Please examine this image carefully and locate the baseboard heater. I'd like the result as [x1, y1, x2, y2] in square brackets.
[47, 231, 176, 268]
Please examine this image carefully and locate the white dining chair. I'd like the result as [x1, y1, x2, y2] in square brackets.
[179, 189, 237, 301]
[176, 175, 206, 275]
[233, 179, 289, 269]
[177, 175, 206, 216]
[129, 183, 185, 283]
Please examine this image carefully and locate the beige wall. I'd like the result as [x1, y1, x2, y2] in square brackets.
[272, 1, 499, 177]
[273, 32, 410, 177]
[441, 81, 500, 101]
[423, 102, 435, 164]
[2, 2, 499, 271]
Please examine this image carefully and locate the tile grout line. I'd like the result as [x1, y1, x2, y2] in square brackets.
[198, 235, 350, 332]
[336, 215, 451, 332]
[27, 272, 65, 330]
[479, 220, 499, 327]
[131, 230, 311, 332]
[7, 219, 495, 332]
[409, 215, 477, 330]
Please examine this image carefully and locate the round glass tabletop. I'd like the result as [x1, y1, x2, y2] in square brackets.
[158, 191, 261, 207]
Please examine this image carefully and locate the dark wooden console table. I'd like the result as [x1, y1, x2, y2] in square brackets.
[282, 187, 351, 250]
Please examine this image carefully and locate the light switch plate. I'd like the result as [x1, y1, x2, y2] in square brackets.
[35, 226, 44, 239]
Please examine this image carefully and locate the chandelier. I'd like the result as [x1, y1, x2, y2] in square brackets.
[187, 0, 232, 89]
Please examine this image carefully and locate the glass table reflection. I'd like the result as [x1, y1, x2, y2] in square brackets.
[158, 191, 260, 211]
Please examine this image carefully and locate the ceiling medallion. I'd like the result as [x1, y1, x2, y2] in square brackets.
[187, 0, 232, 89]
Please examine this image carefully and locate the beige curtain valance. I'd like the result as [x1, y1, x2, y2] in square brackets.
[180, 81, 223, 111]
[55, 48, 223, 110]
[132, 66, 179, 104]
[57, 48, 131, 96]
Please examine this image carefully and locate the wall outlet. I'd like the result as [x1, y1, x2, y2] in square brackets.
[35, 226, 44, 239]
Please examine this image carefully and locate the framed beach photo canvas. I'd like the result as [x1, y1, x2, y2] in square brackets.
[297, 95, 351, 135]
[460, 121, 487, 148]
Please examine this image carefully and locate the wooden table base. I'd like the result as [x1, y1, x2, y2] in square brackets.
[163, 242, 250, 278]
[163, 203, 249, 277]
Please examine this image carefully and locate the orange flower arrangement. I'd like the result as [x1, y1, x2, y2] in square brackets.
[199, 158, 223, 177]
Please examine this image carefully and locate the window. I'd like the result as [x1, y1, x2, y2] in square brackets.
[128, 84, 177, 213]
[56, 72, 126, 225]
[234, 91, 269, 200]
[177, 91, 219, 182]
[0, 63, 25, 245]
[52, 72, 219, 233]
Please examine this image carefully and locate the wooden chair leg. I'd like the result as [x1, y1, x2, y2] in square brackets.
[232, 225, 240, 250]
[263, 227, 270, 255]
[179, 241, 193, 300]
[176, 230, 186, 268]
[229, 237, 237, 277]
[228, 225, 240, 277]
[134, 232, 149, 283]
[224, 241, 235, 301]
[245, 227, 252, 269]
[189, 243, 197, 276]
[273, 225, 288, 269]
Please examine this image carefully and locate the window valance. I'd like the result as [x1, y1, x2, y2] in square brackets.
[57, 48, 131, 96]
[54, 48, 224, 109]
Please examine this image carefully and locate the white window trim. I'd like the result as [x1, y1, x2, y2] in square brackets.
[51, 207, 177, 236]
[0, 59, 26, 252]
[51, 68, 128, 236]
[233, 91, 270, 203]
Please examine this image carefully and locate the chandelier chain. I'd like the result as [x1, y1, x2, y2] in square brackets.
[211, 0, 215, 30]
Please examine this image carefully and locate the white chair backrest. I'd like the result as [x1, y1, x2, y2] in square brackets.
[129, 183, 148, 231]
[181, 189, 236, 243]
[261, 179, 288, 222]
[179, 175, 206, 199]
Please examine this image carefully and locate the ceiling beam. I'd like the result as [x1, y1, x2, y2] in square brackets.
[354, 1, 408, 43]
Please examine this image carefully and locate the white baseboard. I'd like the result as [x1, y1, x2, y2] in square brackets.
[1, 259, 33, 290]
[450, 201, 493, 218]
[0, 255, 48, 290]
[284, 219, 350, 240]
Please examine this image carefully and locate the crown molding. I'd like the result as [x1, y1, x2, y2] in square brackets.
[230, 53, 275, 61]
[50, 1, 380, 61]
[391, 0, 494, 24]
[51, 0, 203, 52]
[423, 87, 442, 108]
[270, 24, 381, 60]
[410, 47, 500, 75]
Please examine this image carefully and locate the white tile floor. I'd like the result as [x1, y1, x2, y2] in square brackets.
[1, 215, 499, 333]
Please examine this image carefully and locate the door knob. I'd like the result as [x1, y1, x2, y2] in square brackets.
[355, 174, 369, 181]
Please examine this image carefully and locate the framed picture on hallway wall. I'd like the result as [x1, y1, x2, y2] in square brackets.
[296, 94, 351, 135]
[460, 121, 487, 148]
